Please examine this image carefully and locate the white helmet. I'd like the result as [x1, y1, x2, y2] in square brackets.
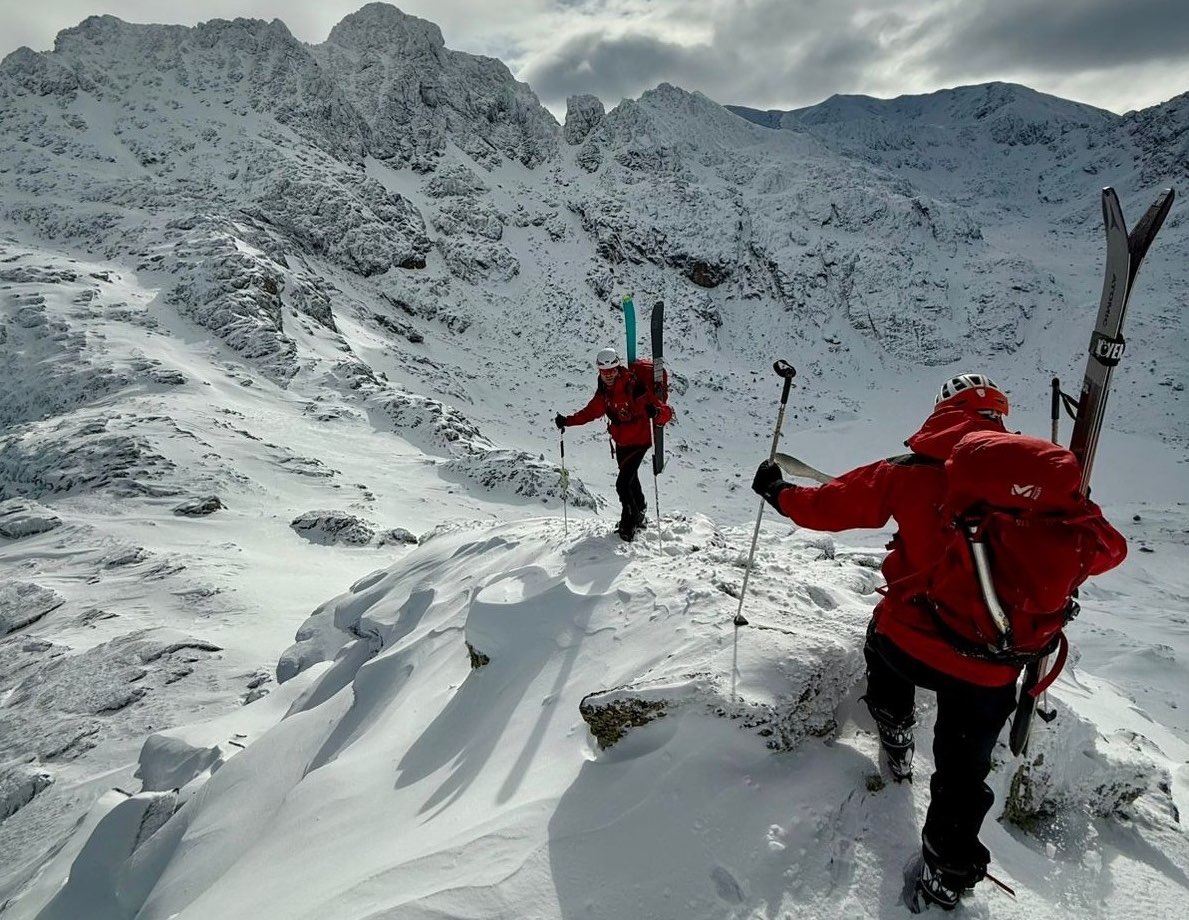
[935, 373, 1009, 417]
[596, 347, 620, 370]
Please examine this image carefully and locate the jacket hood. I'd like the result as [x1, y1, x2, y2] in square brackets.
[905, 404, 1006, 459]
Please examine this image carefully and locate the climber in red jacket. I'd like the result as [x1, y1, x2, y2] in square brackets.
[751, 373, 1126, 911]
[556, 347, 672, 541]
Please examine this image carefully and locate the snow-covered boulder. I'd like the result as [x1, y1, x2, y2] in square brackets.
[173, 495, 224, 516]
[290, 510, 376, 546]
[0, 582, 65, 635]
[0, 499, 63, 538]
[0, 761, 54, 821]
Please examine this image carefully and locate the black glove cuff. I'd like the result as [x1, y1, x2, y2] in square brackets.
[762, 481, 791, 511]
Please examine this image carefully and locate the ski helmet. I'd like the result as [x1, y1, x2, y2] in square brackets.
[935, 373, 1009, 417]
[596, 347, 620, 370]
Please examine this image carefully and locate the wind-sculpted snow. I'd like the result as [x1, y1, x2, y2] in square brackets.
[37, 515, 1186, 920]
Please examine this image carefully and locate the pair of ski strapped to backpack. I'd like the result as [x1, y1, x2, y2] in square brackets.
[775, 186, 1175, 756]
[620, 295, 668, 475]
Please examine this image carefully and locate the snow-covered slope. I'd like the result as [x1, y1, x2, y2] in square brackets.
[20, 518, 1189, 920]
[0, 5, 1186, 918]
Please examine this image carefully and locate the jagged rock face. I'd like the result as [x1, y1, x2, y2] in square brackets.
[290, 510, 376, 546]
[564, 94, 606, 146]
[1128, 91, 1189, 184]
[311, 3, 560, 170]
[34, 15, 370, 163]
[754, 82, 1120, 205]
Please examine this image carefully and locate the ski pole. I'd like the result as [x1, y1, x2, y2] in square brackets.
[1033, 376, 1066, 721]
[1050, 377, 1061, 445]
[560, 431, 569, 537]
[734, 360, 797, 628]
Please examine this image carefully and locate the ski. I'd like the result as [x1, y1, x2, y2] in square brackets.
[622, 294, 637, 364]
[1068, 187, 1174, 490]
[1009, 186, 1174, 757]
[774, 452, 835, 484]
[651, 300, 666, 475]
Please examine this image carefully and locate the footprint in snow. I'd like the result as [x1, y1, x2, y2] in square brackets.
[710, 865, 745, 903]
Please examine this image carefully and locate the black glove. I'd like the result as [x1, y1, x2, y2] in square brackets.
[752, 460, 794, 511]
[554, 413, 568, 431]
[751, 460, 784, 496]
[645, 404, 657, 419]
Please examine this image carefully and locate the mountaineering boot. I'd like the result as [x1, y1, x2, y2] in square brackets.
[633, 504, 648, 530]
[868, 705, 915, 782]
[904, 833, 988, 912]
[616, 508, 636, 542]
[916, 856, 962, 910]
[903, 853, 962, 913]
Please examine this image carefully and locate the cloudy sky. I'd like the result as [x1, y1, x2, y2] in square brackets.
[4, 1, 1188, 118]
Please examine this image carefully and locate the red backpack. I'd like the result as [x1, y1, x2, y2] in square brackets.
[627, 358, 669, 402]
[918, 430, 1108, 665]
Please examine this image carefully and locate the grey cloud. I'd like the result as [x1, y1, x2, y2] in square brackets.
[522, 32, 727, 109]
[521, 13, 890, 114]
[911, 0, 1189, 75]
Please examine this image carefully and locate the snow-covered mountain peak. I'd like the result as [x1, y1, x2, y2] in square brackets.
[325, 2, 446, 54]
[793, 82, 1116, 131]
[312, 3, 558, 169]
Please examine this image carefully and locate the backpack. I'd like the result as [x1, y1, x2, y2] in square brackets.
[627, 358, 669, 403]
[917, 430, 1105, 666]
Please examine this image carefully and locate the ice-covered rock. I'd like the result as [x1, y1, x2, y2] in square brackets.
[290, 510, 376, 546]
[0, 582, 65, 635]
[0, 499, 63, 539]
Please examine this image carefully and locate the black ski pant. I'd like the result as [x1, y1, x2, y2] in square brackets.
[614, 444, 649, 524]
[863, 624, 1017, 881]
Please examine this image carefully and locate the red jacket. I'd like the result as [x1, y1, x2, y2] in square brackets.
[564, 366, 669, 447]
[772, 404, 1127, 687]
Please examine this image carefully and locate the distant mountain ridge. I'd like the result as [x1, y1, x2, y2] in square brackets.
[1, 5, 1186, 458]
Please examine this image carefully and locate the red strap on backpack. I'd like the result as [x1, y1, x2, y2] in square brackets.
[1028, 632, 1069, 698]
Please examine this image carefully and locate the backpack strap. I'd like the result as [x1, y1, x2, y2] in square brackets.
[887, 452, 944, 468]
[1028, 633, 1069, 697]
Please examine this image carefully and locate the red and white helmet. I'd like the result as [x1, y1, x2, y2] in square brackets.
[596, 347, 620, 370]
[935, 373, 1009, 417]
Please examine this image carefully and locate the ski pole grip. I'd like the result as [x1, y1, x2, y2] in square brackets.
[773, 360, 796, 404]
